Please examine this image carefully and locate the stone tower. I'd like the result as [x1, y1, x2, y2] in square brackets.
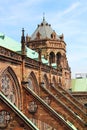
[26, 17, 71, 90]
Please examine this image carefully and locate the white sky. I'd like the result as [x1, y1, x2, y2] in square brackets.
[0, 0, 87, 78]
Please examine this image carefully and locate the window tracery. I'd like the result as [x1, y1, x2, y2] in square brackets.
[28, 79, 33, 90]
[1, 74, 16, 105]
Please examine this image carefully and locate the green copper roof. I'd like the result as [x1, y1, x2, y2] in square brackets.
[0, 33, 39, 60]
[26, 48, 38, 60]
[71, 78, 87, 92]
[0, 33, 58, 67]
[51, 63, 57, 69]
[41, 55, 48, 64]
[0, 33, 21, 51]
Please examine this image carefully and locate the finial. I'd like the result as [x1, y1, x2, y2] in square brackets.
[21, 28, 25, 43]
[43, 12, 45, 21]
[22, 28, 24, 37]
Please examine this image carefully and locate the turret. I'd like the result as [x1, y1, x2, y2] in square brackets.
[21, 28, 26, 56]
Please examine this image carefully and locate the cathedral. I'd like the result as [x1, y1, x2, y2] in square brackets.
[0, 17, 87, 130]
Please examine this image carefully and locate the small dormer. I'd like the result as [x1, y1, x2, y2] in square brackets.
[36, 31, 41, 39]
[51, 31, 56, 39]
[59, 33, 64, 41]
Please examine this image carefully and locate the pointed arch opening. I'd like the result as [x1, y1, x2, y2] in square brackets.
[0, 66, 21, 109]
[52, 76, 56, 87]
[56, 52, 61, 66]
[27, 71, 39, 93]
[49, 52, 55, 64]
[42, 74, 49, 88]
[58, 77, 62, 87]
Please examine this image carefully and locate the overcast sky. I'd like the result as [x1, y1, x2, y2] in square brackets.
[0, 0, 87, 78]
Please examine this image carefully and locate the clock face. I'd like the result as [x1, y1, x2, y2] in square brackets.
[1, 74, 16, 105]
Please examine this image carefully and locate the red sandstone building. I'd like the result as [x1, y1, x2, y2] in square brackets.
[0, 18, 87, 130]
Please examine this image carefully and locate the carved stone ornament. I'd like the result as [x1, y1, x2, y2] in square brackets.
[28, 101, 38, 114]
[0, 110, 10, 128]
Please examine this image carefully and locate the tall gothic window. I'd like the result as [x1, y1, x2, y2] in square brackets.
[1, 74, 16, 105]
[56, 52, 61, 65]
[49, 52, 55, 64]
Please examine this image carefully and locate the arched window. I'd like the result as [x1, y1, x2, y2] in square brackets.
[49, 52, 55, 64]
[42, 74, 49, 88]
[0, 66, 21, 108]
[28, 78, 34, 90]
[58, 77, 62, 87]
[52, 76, 56, 87]
[27, 71, 39, 93]
[1, 74, 16, 104]
[51, 31, 56, 39]
[36, 31, 41, 39]
[56, 52, 61, 65]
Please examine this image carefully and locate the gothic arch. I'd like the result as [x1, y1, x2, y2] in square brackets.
[56, 52, 61, 65]
[49, 52, 55, 64]
[0, 66, 21, 109]
[58, 77, 62, 87]
[52, 76, 56, 87]
[28, 71, 39, 93]
[42, 74, 49, 88]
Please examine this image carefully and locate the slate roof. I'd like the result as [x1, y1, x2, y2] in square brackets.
[30, 17, 60, 40]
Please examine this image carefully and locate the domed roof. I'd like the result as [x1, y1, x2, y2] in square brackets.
[30, 17, 60, 40]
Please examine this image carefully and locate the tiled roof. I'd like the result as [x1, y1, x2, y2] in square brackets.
[30, 17, 60, 40]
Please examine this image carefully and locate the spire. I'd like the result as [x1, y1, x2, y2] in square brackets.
[21, 28, 26, 56]
[43, 12, 45, 22]
[21, 28, 25, 43]
[42, 12, 47, 25]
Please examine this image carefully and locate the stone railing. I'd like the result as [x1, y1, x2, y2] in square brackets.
[0, 46, 22, 61]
